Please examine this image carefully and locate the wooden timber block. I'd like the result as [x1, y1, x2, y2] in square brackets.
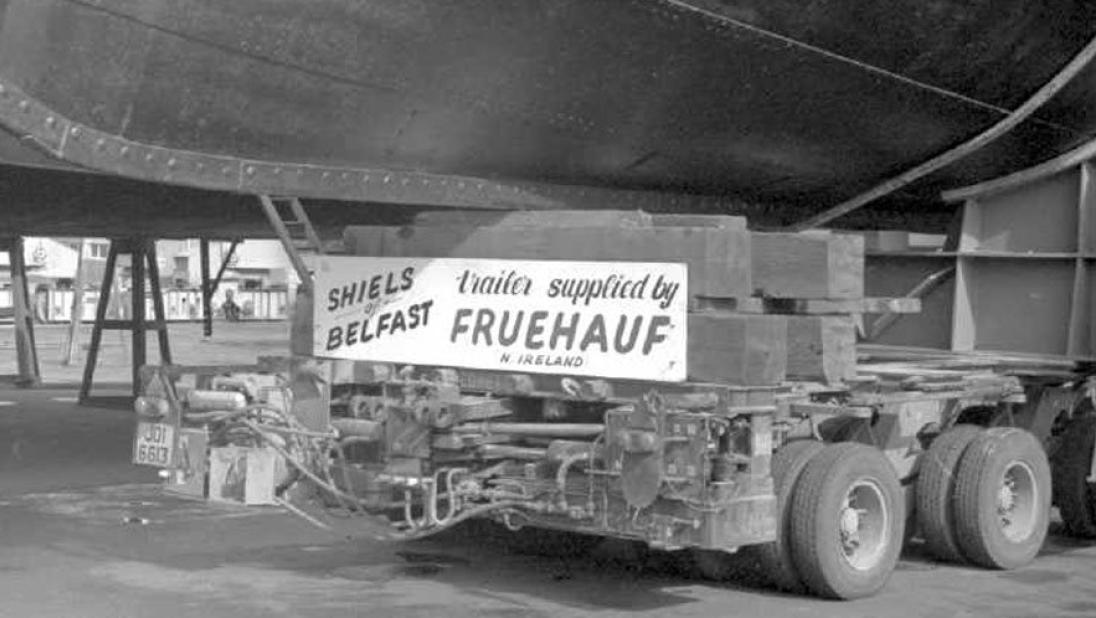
[649, 214, 746, 229]
[344, 224, 752, 298]
[413, 209, 654, 228]
[763, 297, 920, 315]
[786, 315, 857, 384]
[413, 210, 748, 231]
[860, 231, 910, 252]
[751, 231, 864, 299]
[687, 314, 787, 385]
[691, 296, 767, 313]
[692, 296, 920, 316]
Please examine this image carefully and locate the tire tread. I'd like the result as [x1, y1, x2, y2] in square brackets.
[953, 428, 1051, 569]
[756, 440, 825, 592]
[789, 443, 904, 599]
[916, 424, 983, 563]
[1054, 416, 1096, 538]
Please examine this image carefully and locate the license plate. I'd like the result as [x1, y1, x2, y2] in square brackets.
[133, 422, 175, 467]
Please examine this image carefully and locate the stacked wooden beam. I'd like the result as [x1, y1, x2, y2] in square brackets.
[337, 211, 917, 386]
[746, 232, 924, 384]
[343, 212, 752, 299]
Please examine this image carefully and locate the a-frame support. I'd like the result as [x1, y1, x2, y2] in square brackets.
[1, 236, 41, 386]
[200, 237, 241, 339]
[79, 238, 171, 401]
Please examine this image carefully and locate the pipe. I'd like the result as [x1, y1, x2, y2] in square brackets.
[331, 418, 384, 440]
[454, 422, 604, 438]
[478, 445, 548, 460]
[392, 501, 525, 541]
[257, 424, 338, 440]
[786, 32, 1096, 231]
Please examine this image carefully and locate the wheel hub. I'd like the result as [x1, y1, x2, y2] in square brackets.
[998, 461, 1037, 542]
[840, 506, 861, 539]
[838, 479, 889, 571]
[997, 480, 1016, 514]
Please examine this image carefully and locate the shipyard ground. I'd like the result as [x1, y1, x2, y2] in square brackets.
[2, 323, 1096, 617]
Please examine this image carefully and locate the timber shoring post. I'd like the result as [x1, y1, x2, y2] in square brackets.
[79, 239, 120, 403]
[145, 239, 172, 367]
[6, 237, 40, 387]
[78, 238, 171, 402]
[130, 237, 147, 398]
[200, 238, 212, 338]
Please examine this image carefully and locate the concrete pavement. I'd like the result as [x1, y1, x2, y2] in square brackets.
[1, 387, 1096, 617]
[0, 321, 290, 385]
[2, 322, 1096, 616]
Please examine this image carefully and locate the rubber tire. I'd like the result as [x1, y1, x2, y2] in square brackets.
[755, 439, 825, 592]
[1053, 416, 1096, 538]
[789, 443, 905, 600]
[915, 424, 984, 563]
[953, 427, 1051, 569]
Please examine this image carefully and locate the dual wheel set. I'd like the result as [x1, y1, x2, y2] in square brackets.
[696, 425, 1052, 600]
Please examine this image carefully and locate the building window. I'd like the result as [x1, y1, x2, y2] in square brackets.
[88, 242, 110, 259]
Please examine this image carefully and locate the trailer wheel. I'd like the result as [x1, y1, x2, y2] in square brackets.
[789, 443, 904, 599]
[1053, 415, 1096, 538]
[954, 428, 1050, 569]
[915, 424, 983, 562]
[755, 439, 824, 592]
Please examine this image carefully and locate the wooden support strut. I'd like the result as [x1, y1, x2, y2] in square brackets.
[200, 238, 212, 338]
[200, 237, 241, 339]
[79, 238, 172, 401]
[3, 237, 41, 386]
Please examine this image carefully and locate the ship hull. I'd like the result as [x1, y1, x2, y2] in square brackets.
[1, 0, 1095, 231]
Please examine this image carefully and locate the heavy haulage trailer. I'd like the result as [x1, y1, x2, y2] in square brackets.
[2, 0, 1096, 602]
[131, 211, 1096, 600]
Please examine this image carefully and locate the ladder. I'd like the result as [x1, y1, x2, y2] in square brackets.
[258, 195, 324, 288]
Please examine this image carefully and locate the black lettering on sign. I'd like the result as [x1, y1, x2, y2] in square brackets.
[326, 299, 436, 352]
[326, 268, 419, 312]
[448, 309, 676, 356]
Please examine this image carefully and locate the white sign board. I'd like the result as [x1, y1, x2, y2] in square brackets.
[312, 256, 687, 381]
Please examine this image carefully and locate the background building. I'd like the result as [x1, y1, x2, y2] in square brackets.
[1, 238, 297, 322]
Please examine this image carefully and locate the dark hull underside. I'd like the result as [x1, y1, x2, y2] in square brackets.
[2, 0, 1096, 236]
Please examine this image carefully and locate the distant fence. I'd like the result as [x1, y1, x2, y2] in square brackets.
[0, 288, 290, 322]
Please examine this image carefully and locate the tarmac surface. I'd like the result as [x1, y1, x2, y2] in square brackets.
[2, 322, 1096, 617]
